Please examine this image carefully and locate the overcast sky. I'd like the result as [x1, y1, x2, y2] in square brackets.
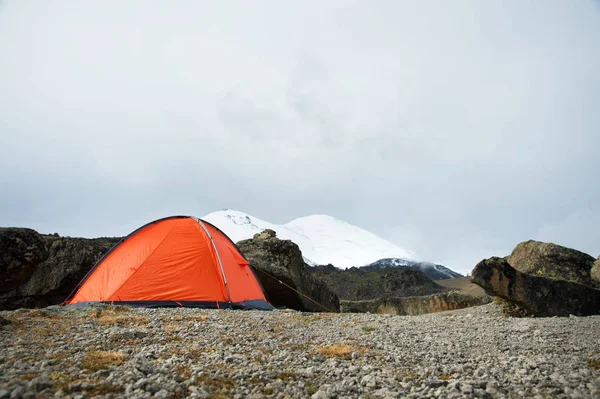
[1, 1, 599, 274]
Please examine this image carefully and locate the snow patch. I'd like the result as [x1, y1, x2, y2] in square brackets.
[202, 209, 418, 269]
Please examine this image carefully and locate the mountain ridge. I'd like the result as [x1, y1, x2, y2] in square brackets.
[202, 209, 461, 278]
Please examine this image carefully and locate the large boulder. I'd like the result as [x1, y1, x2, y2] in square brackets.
[237, 230, 340, 312]
[471, 257, 600, 316]
[0, 228, 48, 294]
[0, 233, 120, 310]
[508, 240, 598, 288]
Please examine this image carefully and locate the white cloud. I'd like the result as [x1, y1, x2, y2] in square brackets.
[0, 0, 599, 269]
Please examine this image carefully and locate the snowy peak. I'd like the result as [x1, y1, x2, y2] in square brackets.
[202, 209, 420, 269]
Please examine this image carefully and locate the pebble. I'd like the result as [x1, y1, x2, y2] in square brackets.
[0, 303, 599, 398]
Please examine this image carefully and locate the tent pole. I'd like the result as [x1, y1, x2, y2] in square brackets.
[196, 219, 233, 304]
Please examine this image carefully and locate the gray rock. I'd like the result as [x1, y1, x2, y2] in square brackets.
[27, 375, 52, 392]
[154, 389, 170, 399]
[508, 240, 598, 287]
[0, 302, 598, 398]
[471, 257, 600, 316]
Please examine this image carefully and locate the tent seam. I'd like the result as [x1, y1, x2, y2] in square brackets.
[194, 219, 232, 302]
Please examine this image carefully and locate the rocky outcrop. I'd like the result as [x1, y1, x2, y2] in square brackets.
[340, 292, 491, 315]
[507, 240, 598, 288]
[0, 232, 120, 310]
[309, 264, 449, 301]
[0, 228, 48, 294]
[471, 257, 600, 317]
[592, 257, 600, 283]
[237, 230, 340, 312]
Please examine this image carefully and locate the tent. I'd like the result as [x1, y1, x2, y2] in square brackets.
[66, 216, 273, 310]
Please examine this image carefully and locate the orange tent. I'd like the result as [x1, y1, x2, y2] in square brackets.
[66, 216, 273, 310]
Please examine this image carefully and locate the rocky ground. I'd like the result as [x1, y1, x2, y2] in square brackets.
[1, 304, 599, 399]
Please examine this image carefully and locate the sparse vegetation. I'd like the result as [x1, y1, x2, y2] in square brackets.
[362, 326, 376, 333]
[377, 303, 398, 315]
[314, 344, 359, 359]
[81, 351, 126, 371]
[90, 306, 150, 326]
[50, 372, 76, 392]
[587, 359, 600, 370]
[494, 297, 531, 318]
[305, 380, 317, 395]
[275, 371, 297, 381]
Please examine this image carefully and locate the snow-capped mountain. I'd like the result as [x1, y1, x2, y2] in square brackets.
[360, 258, 462, 280]
[201, 209, 417, 268]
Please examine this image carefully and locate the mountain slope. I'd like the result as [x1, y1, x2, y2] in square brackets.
[361, 258, 462, 280]
[202, 209, 417, 268]
[309, 264, 449, 301]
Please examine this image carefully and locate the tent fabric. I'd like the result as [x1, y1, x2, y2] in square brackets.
[66, 216, 273, 310]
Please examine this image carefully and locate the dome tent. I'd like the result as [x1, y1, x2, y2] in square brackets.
[66, 216, 273, 310]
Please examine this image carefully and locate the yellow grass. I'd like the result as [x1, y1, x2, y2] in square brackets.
[98, 314, 150, 326]
[315, 344, 357, 357]
[81, 351, 126, 371]
[377, 303, 398, 315]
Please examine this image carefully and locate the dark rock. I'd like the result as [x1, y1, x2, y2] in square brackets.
[0, 228, 48, 293]
[0, 315, 10, 327]
[592, 257, 600, 283]
[360, 258, 462, 280]
[340, 292, 491, 315]
[237, 230, 340, 312]
[310, 265, 449, 301]
[0, 233, 120, 310]
[508, 240, 598, 288]
[470, 257, 600, 316]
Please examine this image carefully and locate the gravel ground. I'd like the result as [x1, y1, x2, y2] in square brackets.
[0, 303, 599, 399]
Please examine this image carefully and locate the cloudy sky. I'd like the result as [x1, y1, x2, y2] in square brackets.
[1, 1, 598, 274]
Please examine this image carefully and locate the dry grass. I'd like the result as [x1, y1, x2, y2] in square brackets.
[87, 305, 131, 318]
[98, 314, 150, 326]
[314, 344, 358, 358]
[81, 351, 126, 371]
[275, 371, 298, 381]
[196, 374, 235, 391]
[87, 305, 150, 326]
[493, 297, 531, 318]
[173, 365, 193, 379]
[50, 371, 76, 391]
[6, 311, 72, 340]
[161, 314, 208, 323]
[588, 359, 600, 370]
[25, 309, 63, 319]
[436, 276, 488, 297]
[14, 372, 38, 381]
[377, 303, 398, 315]
[255, 347, 273, 355]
